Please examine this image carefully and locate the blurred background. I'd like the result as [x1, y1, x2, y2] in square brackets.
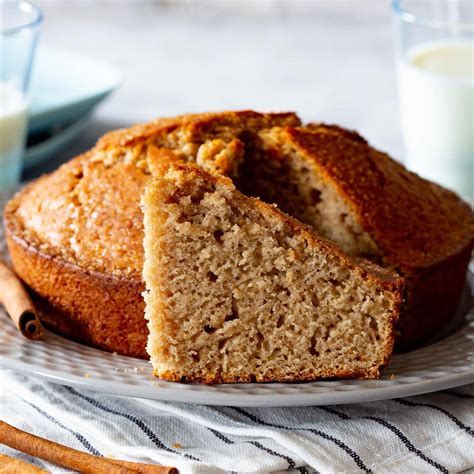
[25, 0, 400, 178]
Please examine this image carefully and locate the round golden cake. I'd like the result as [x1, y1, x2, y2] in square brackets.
[3, 110, 473, 358]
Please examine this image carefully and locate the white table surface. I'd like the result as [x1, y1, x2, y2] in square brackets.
[26, 0, 403, 178]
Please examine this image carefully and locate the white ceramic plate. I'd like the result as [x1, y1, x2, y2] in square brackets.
[0, 191, 472, 407]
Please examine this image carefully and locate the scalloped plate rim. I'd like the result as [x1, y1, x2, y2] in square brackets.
[0, 186, 472, 407]
[1, 299, 472, 406]
[1, 343, 473, 407]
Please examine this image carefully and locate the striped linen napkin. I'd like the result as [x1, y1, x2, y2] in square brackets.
[1, 370, 472, 473]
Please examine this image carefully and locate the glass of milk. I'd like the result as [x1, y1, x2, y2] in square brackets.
[0, 1, 42, 191]
[393, 0, 473, 201]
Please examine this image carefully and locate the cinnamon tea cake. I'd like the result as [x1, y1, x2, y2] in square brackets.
[142, 164, 403, 383]
[4, 111, 299, 358]
[238, 125, 474, 348]
[4, 109, 471, 360]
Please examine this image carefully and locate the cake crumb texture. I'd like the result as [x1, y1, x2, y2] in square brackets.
[142, 163, 403, 383]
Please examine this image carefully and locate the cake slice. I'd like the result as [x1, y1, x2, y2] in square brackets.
[142, 163, 403, 383]
[239, 125, 474, 348]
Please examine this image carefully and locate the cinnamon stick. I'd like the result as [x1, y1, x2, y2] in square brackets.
[0, 261, 44, 340]
[0, 421, 178, 474]
[0, 453, 47, 473]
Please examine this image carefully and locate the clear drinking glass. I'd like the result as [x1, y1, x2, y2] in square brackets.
[393, 0, 474, 201]
[0, 1, 42, 191]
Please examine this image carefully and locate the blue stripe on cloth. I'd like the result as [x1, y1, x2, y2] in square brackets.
[230, 407, 372, 473]
[207, 426, 297, 470]
[364, 416, 448, 474]
[394, 398, 474, 437]
[316, 405, 449, 473]
[65, 387, 201, 462]
[22, 399, 102, 456]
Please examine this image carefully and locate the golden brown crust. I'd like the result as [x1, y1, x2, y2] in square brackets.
[98, 110, 300, 150]
[4, 196, 147, 359]
[285, 127, 474, 268]
[154, 365, 383, 383]
[305, 122, 368, 144]
[7, 154, 148, 277]
[396, 244, 472, 348]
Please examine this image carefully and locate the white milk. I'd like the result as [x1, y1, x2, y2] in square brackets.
[398, 39, 474, 201]
[0, 82, 28, 189]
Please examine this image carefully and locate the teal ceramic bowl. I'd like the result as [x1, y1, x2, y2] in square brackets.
[22, 48, 121, 171]
[28, 48, 121, 135]
[24, 113, 92, 170]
